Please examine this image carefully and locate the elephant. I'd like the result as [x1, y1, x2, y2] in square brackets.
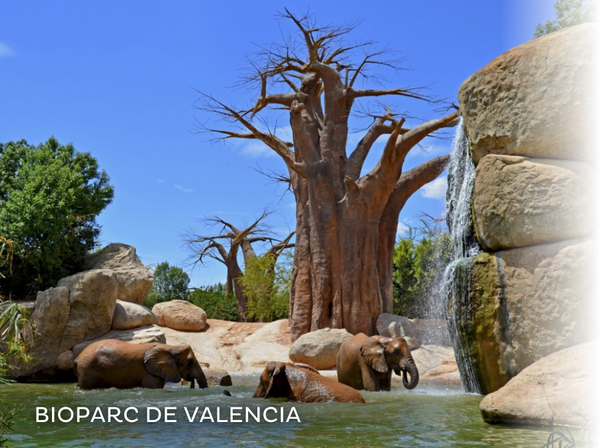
[336, 333, 419, 391]
[252, 362, 365, 403]
[74, 339, 208, 390]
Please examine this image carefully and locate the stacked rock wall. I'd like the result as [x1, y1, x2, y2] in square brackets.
[5, 243, 155, 379]
[456, 23, 598, 394]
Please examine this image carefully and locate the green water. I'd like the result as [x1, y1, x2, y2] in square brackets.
[1, 377, 551, 447]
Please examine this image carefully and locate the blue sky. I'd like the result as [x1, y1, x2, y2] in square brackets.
[0, 1, 556, 287]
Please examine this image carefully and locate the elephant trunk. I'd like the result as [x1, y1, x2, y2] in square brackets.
[402, 358, 419, 390]
[195, 368, 208, 389]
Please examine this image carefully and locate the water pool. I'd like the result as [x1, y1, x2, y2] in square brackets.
[1, 376, 552, 447]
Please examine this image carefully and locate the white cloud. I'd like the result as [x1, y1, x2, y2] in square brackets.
[237, 125, 292, 159]
[396, 221, 410, 238]
[0, 42, 15, 58]
[157, 179, 166, 184]
[408, 143, 449, 159]
[420, 176, 447, 200]
[240, 141, 277, 158]
[174, 184, 194, 193]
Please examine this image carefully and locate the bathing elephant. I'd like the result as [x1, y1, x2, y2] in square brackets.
[74, 339, 208, 390]
[336, 333, 419, 391]
[253, 362, 365, 403]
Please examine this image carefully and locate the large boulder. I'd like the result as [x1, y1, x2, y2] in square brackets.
[459, 23, 598, 165]
[152, 300, 207, 331]
[479, 341, 598, 427]
[289, 327, 352, 369]
[112, 300, 158, 330]
[450, 23, 598, 395]
[473, 156, 596, 251]
[56, 269, 119, 344]
[7, 269, 119, 378]
[85, 243, 154, 305]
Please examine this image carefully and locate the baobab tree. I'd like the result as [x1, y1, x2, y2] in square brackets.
[198, 10, 459, 339]
[185, 213, 294, 321]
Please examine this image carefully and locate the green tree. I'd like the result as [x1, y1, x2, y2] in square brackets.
[0, 138, 114, 299]
[144, 262, 190, 307]
[238, 251, 292, 322]
[393, 224, 451, 319]
[535, 0, 598, 37]
[188, 283, 239, 321]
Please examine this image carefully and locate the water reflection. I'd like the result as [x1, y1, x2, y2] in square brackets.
[2, 381, 550, 447]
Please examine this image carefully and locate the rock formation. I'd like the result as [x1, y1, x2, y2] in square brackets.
[452, 23, 598, 395]
[4, 243, 154, 379]
[479, 341, 598, 427]
[85, 243, 154, 304]
[289, 327, 353, 369]
[112, 300, 158, 330]
[152, 300, 207, 331]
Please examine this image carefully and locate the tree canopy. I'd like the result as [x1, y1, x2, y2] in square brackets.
[535, 0, 598, 37]
[145, 261, 191, 307]
[0, 137, 113, 298]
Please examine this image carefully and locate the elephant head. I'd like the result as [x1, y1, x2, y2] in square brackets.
[253, 361, 365, 403]
[360, 336, 419, 390]
[252, 362, 295, 399]
[143, 344, 208, 389]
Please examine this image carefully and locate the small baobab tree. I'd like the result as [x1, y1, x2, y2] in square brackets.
[197, 10, 459, 339]
[185, 213, 294, 321]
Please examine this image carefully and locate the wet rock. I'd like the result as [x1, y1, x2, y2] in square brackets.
[450, 238, 596, 394]
[203, 368, 233, 387]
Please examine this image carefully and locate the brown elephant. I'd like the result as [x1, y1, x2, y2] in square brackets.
[74, 339, 208, 390]
[336, 333, 419, 391]
[253, 362, 365, 403]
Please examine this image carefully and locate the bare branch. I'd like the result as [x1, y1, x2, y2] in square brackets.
[345, 87, 432, 102]
[194, 92, 305, 176]
[347, 109, 410, 179]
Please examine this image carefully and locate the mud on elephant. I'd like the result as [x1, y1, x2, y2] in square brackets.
[253, 362, 365, 403]
[337, 333, 419, 391]
[74, 339, 208, 390]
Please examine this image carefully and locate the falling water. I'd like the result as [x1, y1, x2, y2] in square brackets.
[444, 119, 482, 394]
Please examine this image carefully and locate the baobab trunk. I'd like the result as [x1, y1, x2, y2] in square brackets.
[290, 175, 384, 339]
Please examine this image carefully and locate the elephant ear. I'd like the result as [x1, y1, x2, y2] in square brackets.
[265, 363, 293, 399]
[360, 338, 390, 373]
[144, 345, 182, 383]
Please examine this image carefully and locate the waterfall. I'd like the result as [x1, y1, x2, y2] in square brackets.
[444, 119, 482, 394]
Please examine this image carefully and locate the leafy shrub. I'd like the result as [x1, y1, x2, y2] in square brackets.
[0, 138, 113, 299]
[1, 302, 31, 447]
[144, 262, 190, 308]
[188, 284, 238, 321]
[239, 252, 291, 322]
